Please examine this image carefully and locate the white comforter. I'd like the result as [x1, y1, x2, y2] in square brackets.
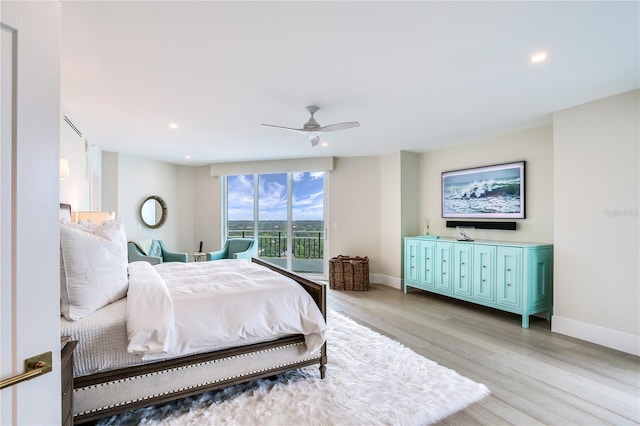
[126, 260, 326, 360]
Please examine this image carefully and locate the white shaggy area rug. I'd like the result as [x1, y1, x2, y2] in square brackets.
[97, 310, 489, 425]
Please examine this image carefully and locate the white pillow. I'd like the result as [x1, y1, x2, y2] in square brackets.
[60, 219, 128, 320]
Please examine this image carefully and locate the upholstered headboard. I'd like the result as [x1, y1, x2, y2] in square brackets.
[60, 203, 71, 222]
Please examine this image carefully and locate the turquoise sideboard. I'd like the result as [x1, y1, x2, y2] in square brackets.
[404, 236, 553, 328]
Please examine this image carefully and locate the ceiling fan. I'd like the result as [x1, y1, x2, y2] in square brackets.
[262, 105, 360, 146]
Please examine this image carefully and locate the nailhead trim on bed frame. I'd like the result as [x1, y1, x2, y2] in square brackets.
[75, 341, 316, 416]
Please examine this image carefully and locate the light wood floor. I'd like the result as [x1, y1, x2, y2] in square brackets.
[326, 284, 640, 425]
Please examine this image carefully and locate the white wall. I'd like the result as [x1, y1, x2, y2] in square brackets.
[59, 111, 102, 211]
[193, 165, 221, 253]
[175, 166, 196, 252]
[328, 156, 382, 274]
[553, 90, 639, 355]
[378, 151, 420, 286]
[102, 152, 196, 252]
[419, 125, 554, 243]
[102, 151, 119, 214]
[379, 152, 402, 279]
[401, 151, 420, 238]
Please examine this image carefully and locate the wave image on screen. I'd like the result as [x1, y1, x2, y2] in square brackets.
[442, 162, 524, 218]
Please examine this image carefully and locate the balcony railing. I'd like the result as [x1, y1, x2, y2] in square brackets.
[227, 229, 323, 259]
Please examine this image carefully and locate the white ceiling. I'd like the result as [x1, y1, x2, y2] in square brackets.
[61, 1, 639, 166]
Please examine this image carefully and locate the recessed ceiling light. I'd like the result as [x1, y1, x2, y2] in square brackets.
[169, 123, 179, 129]
[185, 155, 192, 160]
[529, 52, 548, 63]
[320, 141, 329, 147]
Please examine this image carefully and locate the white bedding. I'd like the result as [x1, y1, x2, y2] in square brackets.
[61, 298, 142, 377]
[61, 298, 299, 377]
[126, 260, 326, 360]
[62, 259, 326, 377]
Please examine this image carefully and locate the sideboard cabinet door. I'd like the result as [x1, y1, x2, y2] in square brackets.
[524, 246, 553, 325]
[453, 243, 473, 297]
[472, 244, 496, 303]
[419, 241, 437, 289]
[435, 242, 454, 293]
[496, 247, 523, 310]
[404, 238, 420, 287]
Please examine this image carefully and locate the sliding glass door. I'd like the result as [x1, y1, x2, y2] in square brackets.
[225, 172, 326, 277]
[226, 174, 255, 239]
[258, 173, 288, 270]
[291, 172, 325, 274]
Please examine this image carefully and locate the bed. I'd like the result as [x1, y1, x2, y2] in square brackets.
[59, 204, 327, 424]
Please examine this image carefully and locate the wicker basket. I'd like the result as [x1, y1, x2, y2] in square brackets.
[329, 255, 369, 291]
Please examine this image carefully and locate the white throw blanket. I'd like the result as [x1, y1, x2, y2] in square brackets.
[131, 239, 153, 255]
[126, 260, 326, 360]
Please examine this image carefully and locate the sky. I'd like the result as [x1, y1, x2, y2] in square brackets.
[227, 172, 324, 221]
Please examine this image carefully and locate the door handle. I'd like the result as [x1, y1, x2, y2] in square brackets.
[0, 351, 52, 390]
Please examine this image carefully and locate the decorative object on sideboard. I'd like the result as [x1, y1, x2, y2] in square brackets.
[416, 235, 440, 240]
[442, 161, 525, 219]
[424, 217, 431, 236]
[456, 226, 474, 241]
[140, 195, 167, 229]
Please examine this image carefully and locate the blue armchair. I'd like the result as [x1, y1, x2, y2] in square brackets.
[128, 239, 188, 265]
[206, 238, 257, 261]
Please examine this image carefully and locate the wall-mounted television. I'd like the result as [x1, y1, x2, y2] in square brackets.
[442, 161, 525, 219]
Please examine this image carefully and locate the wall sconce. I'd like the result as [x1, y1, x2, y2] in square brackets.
[59, 158, 69, 180]
[73, 211, 115, 225]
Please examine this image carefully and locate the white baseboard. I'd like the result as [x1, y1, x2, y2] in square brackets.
[552, 315, 640, 356]
[370, 274, 402, 290]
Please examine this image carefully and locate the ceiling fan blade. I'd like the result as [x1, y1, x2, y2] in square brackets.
[261, 123, 305, 132]
[318, 122, 360, 132]
[263, 107, 359, 146]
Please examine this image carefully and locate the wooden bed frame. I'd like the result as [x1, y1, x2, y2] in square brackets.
[70, 257, 327, 424]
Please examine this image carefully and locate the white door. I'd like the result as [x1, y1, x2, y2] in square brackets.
[0, 2, 61, 424]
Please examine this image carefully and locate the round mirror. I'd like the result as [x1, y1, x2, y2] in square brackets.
[140, 195, 167, 229]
